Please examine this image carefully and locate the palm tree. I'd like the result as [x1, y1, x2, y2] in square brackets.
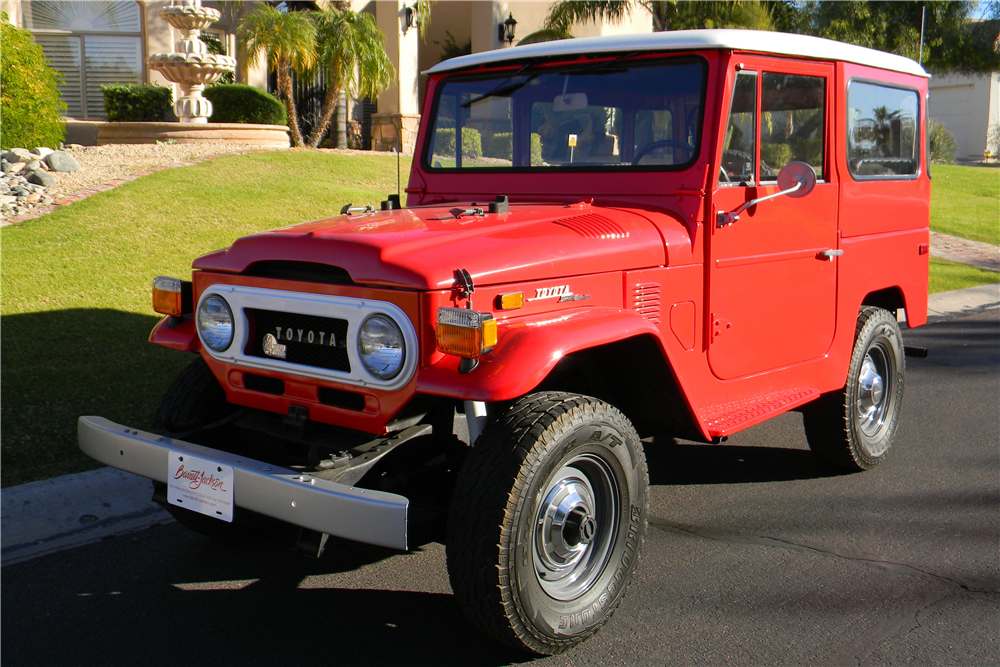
[238, 5, 316, 147]
[305, 7, 395, 149]
[522, 0, 775, 43]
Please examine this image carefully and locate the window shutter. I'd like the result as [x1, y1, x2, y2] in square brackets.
[33, 34, 84, 118]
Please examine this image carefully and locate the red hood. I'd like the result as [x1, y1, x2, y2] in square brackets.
[193, 202, 684, 290]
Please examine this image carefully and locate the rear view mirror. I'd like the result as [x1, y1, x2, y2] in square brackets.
[553, 93, 588, 112]
[718, 162, 817, 228]
[777, 161, 817, 198]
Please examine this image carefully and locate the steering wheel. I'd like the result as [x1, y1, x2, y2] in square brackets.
[632, 139, 695, 165]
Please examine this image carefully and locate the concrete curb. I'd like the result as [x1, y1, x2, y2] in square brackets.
[1, 468, 171, 567]
[926, 283, 1000, 323]
[2, 284, 997, 567]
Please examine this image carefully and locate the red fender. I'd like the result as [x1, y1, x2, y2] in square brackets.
[417, 307, 662, 402]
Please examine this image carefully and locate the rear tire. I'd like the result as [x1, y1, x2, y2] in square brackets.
[154, 357, 287, 542]
[805, 307, 905, 471]
[446, 392, 648, 655]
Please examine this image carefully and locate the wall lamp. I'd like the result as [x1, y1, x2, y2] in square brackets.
[404, 4, 418, 33]
[499, 12, 517, 46]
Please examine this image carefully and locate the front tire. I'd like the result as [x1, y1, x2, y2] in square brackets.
[805, 307, 905, 471]
[154, 357, 287, 542]
[446, 392, 648, 655]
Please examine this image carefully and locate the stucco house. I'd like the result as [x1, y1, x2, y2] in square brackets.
[1, 0, 652, 152]
[928, 72, 1000, 162]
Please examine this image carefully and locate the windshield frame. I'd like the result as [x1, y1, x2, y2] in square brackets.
[421, 54, 709, 175]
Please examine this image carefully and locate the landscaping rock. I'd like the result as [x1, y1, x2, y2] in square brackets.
[26, 171, 55, 187]
[1, 195, 15, 205]
[1, 159, 13, 173]
[6, 148, 40, 162]
[34, 147, 55, 158]
[25, 192, 42, 204]
[8, 162, 26, 174]
[45, 151, 80, 172]
[26, 160, 42, 172]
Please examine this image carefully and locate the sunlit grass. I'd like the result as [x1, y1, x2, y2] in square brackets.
[930, 164, 1000, 245]
[1, 151, 411, 487]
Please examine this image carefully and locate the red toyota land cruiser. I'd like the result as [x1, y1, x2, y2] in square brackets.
[80, 30, 930, 654]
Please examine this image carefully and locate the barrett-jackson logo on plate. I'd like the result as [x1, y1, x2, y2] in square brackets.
[263, 327, 341, 359]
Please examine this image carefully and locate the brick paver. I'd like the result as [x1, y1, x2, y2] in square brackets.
[930, 231, 1000, 272]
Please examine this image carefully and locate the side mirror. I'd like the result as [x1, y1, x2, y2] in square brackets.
[717, 161, 817, 228]
[776, 161, 817, 198]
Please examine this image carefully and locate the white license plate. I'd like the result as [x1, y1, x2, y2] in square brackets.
[167, 451, 234, 522]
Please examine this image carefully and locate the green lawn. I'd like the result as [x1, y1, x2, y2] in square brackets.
[1, 151, 411, 487]
[930, 164, 1000, 245]
[1, 152, 995, 487]
[928, 256, 1000, 294]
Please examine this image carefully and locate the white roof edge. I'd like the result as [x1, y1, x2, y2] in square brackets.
[424, 29, 929, 78]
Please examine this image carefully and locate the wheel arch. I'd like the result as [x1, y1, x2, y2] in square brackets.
[861, 286, 906, 319]
[533, 335, 704, 441]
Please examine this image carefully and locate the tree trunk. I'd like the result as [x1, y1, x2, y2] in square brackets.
[306, 85, 340, 148]
[335, 91, 348, 149]
[279, 61, 305, 147]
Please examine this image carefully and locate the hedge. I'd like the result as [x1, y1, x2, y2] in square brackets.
[102, 84, 172, 122]
[204, 84, 286, 125]
[433, 127, 482, 159]
[0, 13, 66, 150]
[485, 132, 543, 164]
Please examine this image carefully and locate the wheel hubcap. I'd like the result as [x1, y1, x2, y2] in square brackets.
[533, 455, 619, 601]
[856, 344, 892, 447]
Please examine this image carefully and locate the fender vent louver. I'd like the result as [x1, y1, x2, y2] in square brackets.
[633, 282, 662, 324]
[552, 214, 628, 239]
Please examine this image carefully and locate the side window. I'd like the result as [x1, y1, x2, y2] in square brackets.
[721, 71, 757, 185]
[847, 82, 919, 178]
[760, 73, 825, 181]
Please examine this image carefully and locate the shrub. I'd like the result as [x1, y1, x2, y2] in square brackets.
[486, 132, 544, 164]
[759, 142, 792, 168]
[486, 132, 512, 160]
[928, 117, 958, 164]
[204, 84, 287, 125]
[433, 127, 482, 159]
[0, 13, 66, 150]
[102, 84, 172, 122]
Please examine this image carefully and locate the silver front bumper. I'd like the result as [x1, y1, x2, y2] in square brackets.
[78, 416, 409, 550]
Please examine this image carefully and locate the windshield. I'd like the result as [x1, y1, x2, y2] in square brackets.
[424, 57, 706, 171]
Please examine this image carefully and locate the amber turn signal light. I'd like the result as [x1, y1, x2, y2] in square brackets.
[496, 292, 524, 310]
[152, 276, 192, 317]
[436, 307, 498, 359]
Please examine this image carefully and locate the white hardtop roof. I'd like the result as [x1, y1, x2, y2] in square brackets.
[425, 29, 929, 78]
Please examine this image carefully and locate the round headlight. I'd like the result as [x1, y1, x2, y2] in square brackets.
[197, 295, 234, 352]
[358, 315, 405, 380]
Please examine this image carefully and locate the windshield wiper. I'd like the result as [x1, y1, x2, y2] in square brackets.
[459, 52, 641, 108]
[461, 62, 538, 108]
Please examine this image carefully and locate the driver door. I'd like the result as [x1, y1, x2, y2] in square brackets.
[709, 59, 838, 381]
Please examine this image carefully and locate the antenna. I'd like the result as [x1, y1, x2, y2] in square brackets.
[392, 145, 401, 202]
[919, 5, 926, 64]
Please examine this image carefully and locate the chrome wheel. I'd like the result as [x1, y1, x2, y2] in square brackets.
[804, 307, 905, 472]
[857, 346, 889, 443]
[446, 392, 648, 654]
[534, 456, 619, 601]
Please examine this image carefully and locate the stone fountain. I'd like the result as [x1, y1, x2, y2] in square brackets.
[95, 0, 289, 146]
[147, 0, 236, 123]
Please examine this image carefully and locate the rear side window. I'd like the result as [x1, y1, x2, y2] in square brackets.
[847, 81, 919, 179]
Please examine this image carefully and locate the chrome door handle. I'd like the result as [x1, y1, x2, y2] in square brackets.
[818, 249, 843, 261]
